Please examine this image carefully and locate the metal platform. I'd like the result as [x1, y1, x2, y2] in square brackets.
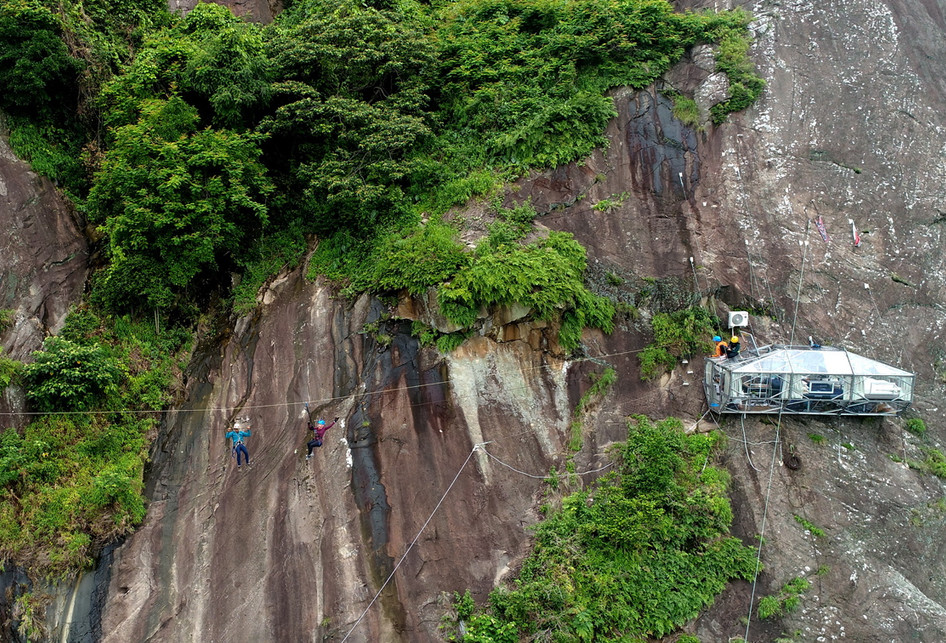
[704, 337, 914, 416]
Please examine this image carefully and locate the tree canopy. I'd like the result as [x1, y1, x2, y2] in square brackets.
[88, 97, 272, 310]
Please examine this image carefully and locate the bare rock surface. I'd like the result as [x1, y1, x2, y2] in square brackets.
[169, 0, 280, 22]
[98, 276, 576, 642]
[0, 127, 88, 429]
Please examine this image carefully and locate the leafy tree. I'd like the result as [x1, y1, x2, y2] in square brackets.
[23, 337, 123, 412]
[88, 96, 272, 310]
[0, 0, 83, 118]
[100, 2, 271, 130]
[262, 0, 435, 232]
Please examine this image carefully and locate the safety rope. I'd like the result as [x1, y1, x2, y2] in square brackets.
[0, 345, 657, 420]
[735, 215, 816, 641]
[340, 443, 482, 643]
[740, 414, 760, 472]
[478, 446, 613, 480]
[742, 406, 785, 642]
[788, 220, 812, 347]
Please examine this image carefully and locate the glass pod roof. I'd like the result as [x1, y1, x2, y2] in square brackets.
[721, 346, 913, 377]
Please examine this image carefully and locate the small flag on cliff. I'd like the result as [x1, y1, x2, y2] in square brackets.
[814, 216, 830, 242]
[848, 218, 861, 247]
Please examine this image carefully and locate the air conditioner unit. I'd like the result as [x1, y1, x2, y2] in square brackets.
[729, 311, 749, 328]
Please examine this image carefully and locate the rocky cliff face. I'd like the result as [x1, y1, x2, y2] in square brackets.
[5, 0, 946, 640]
[170, 0, 280, 22]
[94, 277, 578, 642]
[0, 130, 88, 425]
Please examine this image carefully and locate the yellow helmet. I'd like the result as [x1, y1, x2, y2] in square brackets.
[730, 336, 739, 343]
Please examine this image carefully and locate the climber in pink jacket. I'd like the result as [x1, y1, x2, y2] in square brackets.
[306, 417, 338, 459]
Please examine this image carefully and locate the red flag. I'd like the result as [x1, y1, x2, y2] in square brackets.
[849, 219, 861, 247]
[814, 216, 830, 242]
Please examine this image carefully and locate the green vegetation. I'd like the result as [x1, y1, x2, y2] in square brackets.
[638, 306, 715, 379]
[793, 514, 826, 538]
[910, 447, 946, 479]
[0, 0, 764, 582]
[0, 348, 20, 391]
[12, 591, 47, 641]
[439, 232, 616, 350]
[0, 308, 13, 332]
[23, 337, 123, 412]
[708, 27, 766, 125]
[757, 577, 811, 620]
[448, 417, 756, 641]
[0, 0, 763, 348]
[592, 192, 630, 212]
[904, 417, 927, 438]
[569, 367, 617, 452]
[0, 0, 764, 321]
[0, 309, 190, 577]
[665, 90, 701, 127]
[808, 432, 826, 444]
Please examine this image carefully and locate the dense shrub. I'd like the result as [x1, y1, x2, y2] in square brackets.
[23, 337, 123, 412]
[453, 416, 756, 641]
[0, 1, 82, 118]
[639, 307, 716, 379]
[372, 222, 471, 296]
[87, 97, 272, 310]
[438, 232, 615, 340]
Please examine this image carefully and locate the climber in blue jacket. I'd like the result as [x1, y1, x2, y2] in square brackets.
[226, 427, 252, 467]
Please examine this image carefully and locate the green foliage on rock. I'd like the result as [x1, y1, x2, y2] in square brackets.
[0, 0, 86, 189]
[438, 231, 615, 349]
[450, 416, 756, 641]
[0, 0, 168, 194]
[0, 308, 189, 577]
[639, 306, 715, 380]
[88, 96, 272, 310]
[757, 576, 811, 620]
[709, 25, 766, 125]
[904, 417, 927, 438]
[373, 222, 471, 296]
[262, 0, 434, 233]
[0, 348, 21, 391]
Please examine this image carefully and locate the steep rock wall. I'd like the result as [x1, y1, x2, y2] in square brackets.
[509, 0, 946, 638]
[0, 132, 88, 362]
[20, 0, 946, 640]
[97, 273, 579, 642]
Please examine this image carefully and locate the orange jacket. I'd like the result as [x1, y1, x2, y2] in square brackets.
[713, 341, 729, 357]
